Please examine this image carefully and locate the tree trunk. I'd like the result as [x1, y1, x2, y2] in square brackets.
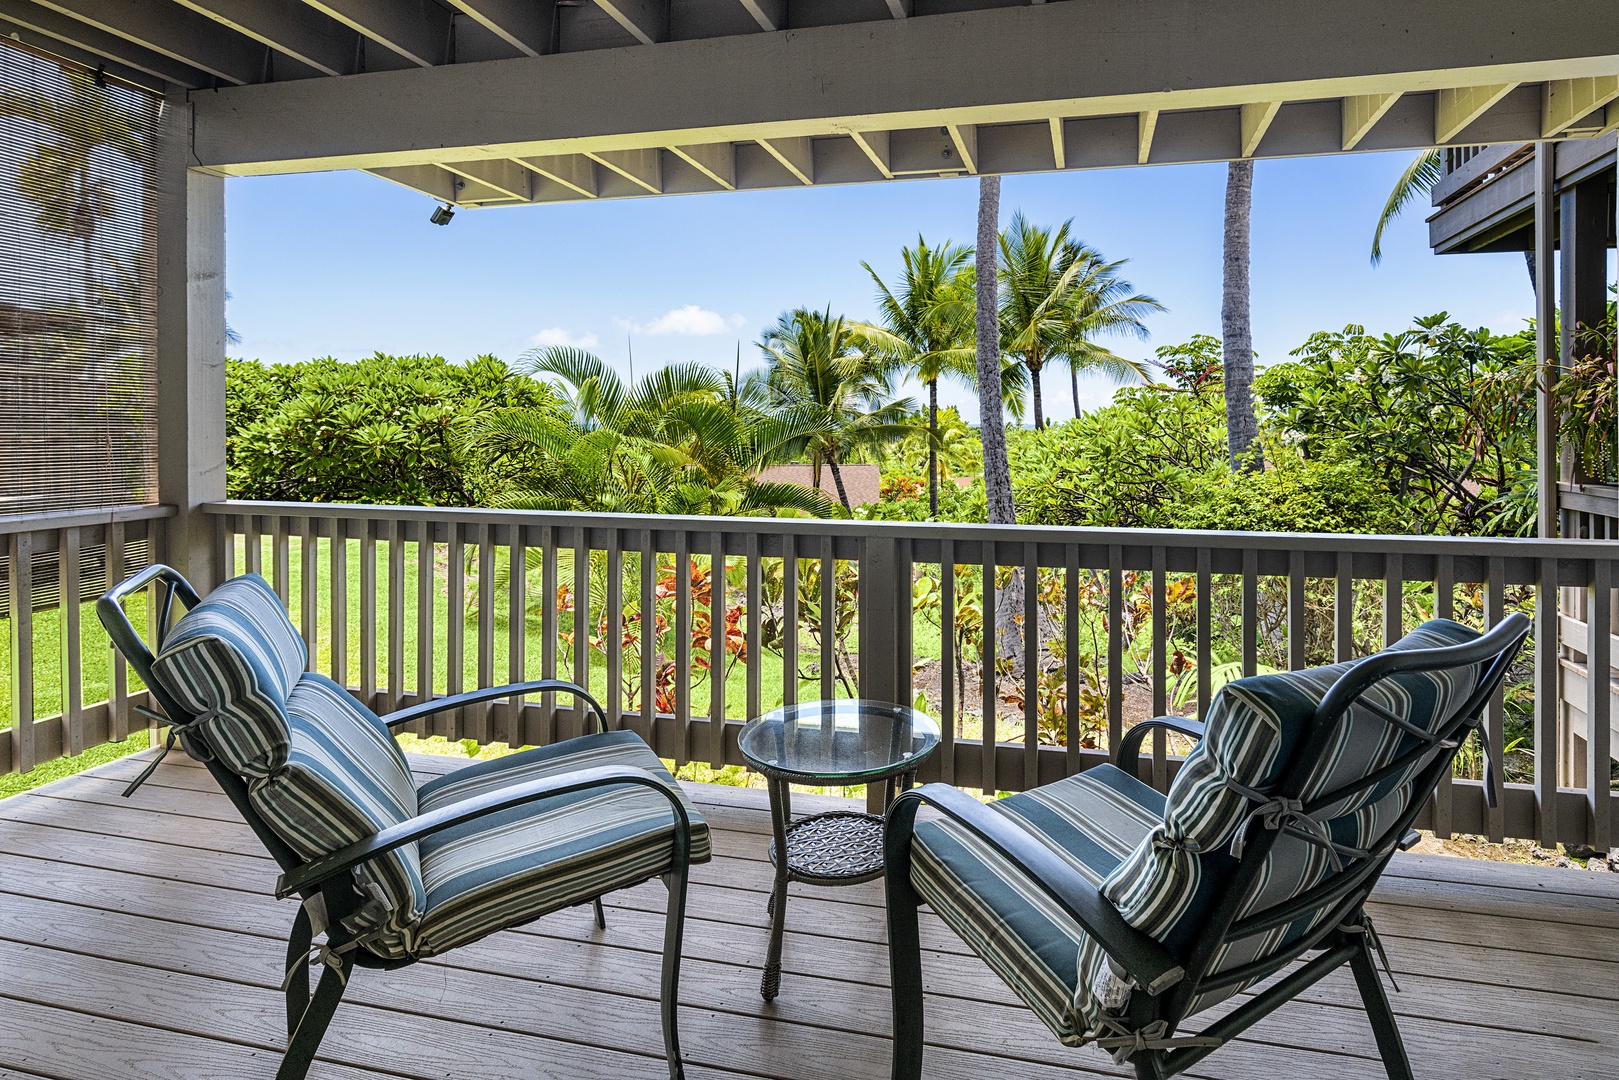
[1028, 359, 1044, 431]
[1221, 159, 1262, 472]
[928, 378, 939, 518]
[975, 175, 1023, 681]
[828, 455, 853, 515]
[1524, 249, 1536, 290]
[1070, 362, 1081, 420]
[976, 174, 1016, 526]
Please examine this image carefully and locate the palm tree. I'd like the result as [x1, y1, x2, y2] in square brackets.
[1221, 159, 1261, 470]
[859, 238, 978, 517]
[1371, 149, 1536, 286]
[975, 175, 1016, 526]
[997, 213, 1158, 430]
[757, 307, 916, 514]
[470, 347, 836, 517]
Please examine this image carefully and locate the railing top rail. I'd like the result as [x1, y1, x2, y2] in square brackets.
[205, 500, 1619, 562]
[0, 502, 174, 536]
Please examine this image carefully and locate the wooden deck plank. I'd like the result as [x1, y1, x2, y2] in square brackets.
[0, 750, 1613, 1080]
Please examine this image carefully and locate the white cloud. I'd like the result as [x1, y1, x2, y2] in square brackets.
[530, 327, 600, 349]
[631, 305, 744, 337]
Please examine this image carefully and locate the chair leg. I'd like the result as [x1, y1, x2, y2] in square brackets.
[886, 865, 926, 1080]
[660, 869, 689, 1080]
[277, 955, 354, 1080]
[593, 896, 607, 930]
[1349, 942, 1415, 1080]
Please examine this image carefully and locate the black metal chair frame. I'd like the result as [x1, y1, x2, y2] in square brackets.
[98, 565, 695, 1080]
[886, 614, 1531, 1080]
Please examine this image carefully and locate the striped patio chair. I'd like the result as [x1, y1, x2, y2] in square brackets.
[99, 566, 708, 1080]
[885, 614, 1530, 1080]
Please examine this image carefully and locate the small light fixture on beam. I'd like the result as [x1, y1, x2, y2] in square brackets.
[430, 203, 455, 226]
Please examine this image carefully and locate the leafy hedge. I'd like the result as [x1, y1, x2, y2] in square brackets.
[227, 354, 559, 505]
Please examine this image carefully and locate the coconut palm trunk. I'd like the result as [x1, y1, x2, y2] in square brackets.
[976, 175, 1016, 525]
[927, 378, 940, 517]
[1028, 356, 1045, 430]
[827, 455, 853, 515]
[1221, 159, 1261, 471]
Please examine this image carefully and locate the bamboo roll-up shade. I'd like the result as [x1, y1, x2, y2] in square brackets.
[0, 39, 162, 516]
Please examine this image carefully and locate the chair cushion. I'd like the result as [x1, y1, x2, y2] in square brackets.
[249, 673, 426, 957]
[407, 730, 711, 958]
[912, 620, 1486, 1049]
[149, 573, 306, 778]
[909, 764, 1163, 1045]
[1100, 618, 1485, 1020]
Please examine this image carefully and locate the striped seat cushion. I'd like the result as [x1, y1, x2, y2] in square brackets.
[909, 764, 1164, 1045]
[250, 673, 426, 957]
[1100, 618, 1485, 1022]
[408, 730, 711, 958]
[149, 573, 306, 778]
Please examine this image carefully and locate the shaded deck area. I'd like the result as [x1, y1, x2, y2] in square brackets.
[0, 749, 1614, 1080]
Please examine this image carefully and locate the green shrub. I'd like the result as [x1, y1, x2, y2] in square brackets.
[227, 354, 559, 506]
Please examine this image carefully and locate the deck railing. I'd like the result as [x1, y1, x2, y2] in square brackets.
[200, 501, 1619, 852]
[0, 503, 171, 775]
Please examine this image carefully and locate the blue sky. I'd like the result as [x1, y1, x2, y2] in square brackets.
[224, 150, 1554, 419]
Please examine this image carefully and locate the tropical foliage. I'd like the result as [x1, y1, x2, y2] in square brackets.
[226, 354, 556, 505]
[996, 211, 1158, 429]
[470, 347, 839, 517]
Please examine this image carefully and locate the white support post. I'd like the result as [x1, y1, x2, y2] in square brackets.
[156, 91, 228, 592]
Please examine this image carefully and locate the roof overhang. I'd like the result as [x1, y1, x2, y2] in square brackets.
[10, 0, 1619, 207]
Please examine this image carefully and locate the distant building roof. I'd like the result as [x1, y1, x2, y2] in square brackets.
[755, 463, 882, 507]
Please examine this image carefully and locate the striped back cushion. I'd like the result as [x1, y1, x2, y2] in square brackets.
[1097, 619, 1483, 1016]
[250, 673, 425, 953]
[150, 574, 307, 777]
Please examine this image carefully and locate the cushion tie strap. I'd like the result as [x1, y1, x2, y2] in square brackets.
[1225, 779, 1372, 872]
[1092, 1016, 1221, 1064]
[120, 705, 211, 797]
[1340, 916, 1401, 993]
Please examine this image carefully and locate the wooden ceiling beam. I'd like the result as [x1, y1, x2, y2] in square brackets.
[736, 0, 783, 32]
[1136, 109, 1158, 164]
[592, 0, 664, 45]
[1542, 76, 1619, 137]
[1340, 92, 1400, 150]
[446, 0, 553, 56]
[440, 157, 532, 200]
[668, 142, 736, 189]
[0, 0, 212, 87]
[27, 0, 265, 84]
[585, 147, 663, 192]
[945, 122, 977, 173]
[1239, 99, 1282, 157]
[758, 135, 813, 184]
[1435, 83, 1517, 143]
[519, 154, 598, 196]
[176, 0, 358, 77]
[301, 0, 448, 67]
[849, 130, 893, 178]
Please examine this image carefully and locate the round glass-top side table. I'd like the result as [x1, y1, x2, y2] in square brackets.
[737, 698, 940, 1000]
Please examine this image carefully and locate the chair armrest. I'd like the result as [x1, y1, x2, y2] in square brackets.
[1116, 716, 1206, 783]
[378, 679, 606, 735]
[274, 763, 687, 900]
[887, 783, 1184, 996]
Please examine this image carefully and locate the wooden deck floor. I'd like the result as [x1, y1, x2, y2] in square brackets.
[0, 749, 1615, 1080]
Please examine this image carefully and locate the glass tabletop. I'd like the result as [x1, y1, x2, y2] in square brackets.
[737, 699, 941, 783]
